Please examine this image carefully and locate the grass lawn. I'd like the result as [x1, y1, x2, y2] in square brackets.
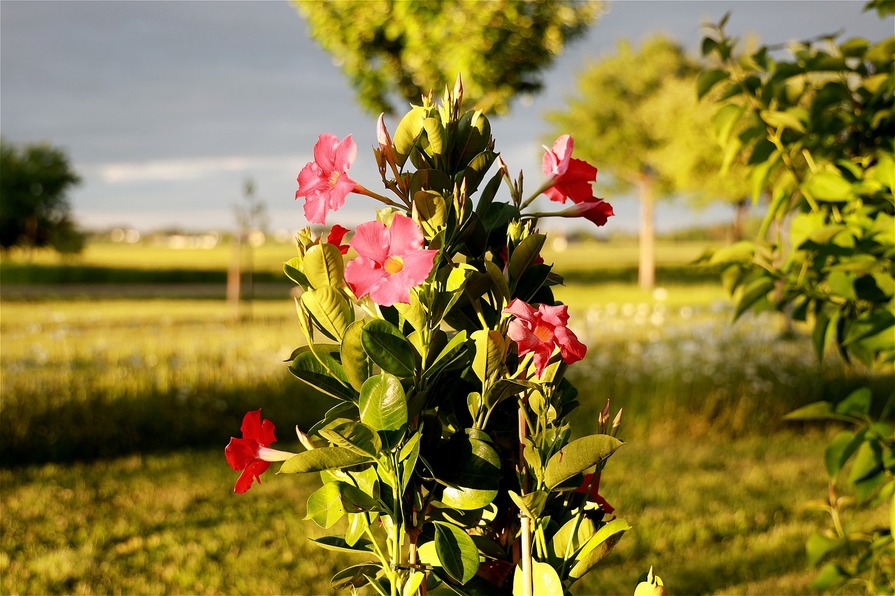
[0, 430, 838, 595]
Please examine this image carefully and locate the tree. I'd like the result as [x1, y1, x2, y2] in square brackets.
[293, 0, 602, 116]
[701, 5, 894, 591]
[0, 139, 84, 254]
[545, 36, 750, 288]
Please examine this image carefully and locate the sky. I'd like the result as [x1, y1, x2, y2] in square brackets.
[1, 1, 891, 235]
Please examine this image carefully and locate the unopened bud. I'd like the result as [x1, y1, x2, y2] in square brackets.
[295, 425, 316, 451]
[612, 408, 623, 436]
[598, 399, 611, 429]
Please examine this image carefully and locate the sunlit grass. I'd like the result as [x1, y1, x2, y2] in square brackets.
[1, 432, 854, 595]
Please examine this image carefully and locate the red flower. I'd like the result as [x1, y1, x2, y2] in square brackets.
[225, 410, 293, 494]
[570, 199, 614, 227]
[326, 224, 351, 255]
[541, 135, 599, 205]
[295, 133, 358, 225]
[575, 472, 615, 514]
[504, 298, 587, 377]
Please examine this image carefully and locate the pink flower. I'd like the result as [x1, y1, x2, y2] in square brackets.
[326, 224, 351, 255]
[344, 214, 438, 306]
[541, 135, 599, 205]
[225, 410, 293, 494]
[295, 133, 358, 225]
[504, 298, 587, 377]
[571, 199, 614, 227]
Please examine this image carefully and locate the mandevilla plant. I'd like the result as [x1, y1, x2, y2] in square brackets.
[224, 78, 644, 595]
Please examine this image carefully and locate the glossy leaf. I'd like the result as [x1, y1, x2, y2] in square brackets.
[280, 447, 371, 475]
[513, 560, 563, 596]
[358, 373, 408, 432]
[301, 286, 354, 341]
[303, 243, 345, 289]
[362, 319, 416, 378]
[544, 434, 623, 490]
[330, 562, 382, 590]
[341, 320, 372, 391]
[439, 432, 501, 510]
[310, 535, 375, 555]
[289, 350, 357, 402]
[318, 420, 382, 458]
[433, 522, 479, 584]
[305, 482, 346, 528]
[472, 329, 505, 384]
[508, 234, 546, 284]
[568, 518, 631, 580]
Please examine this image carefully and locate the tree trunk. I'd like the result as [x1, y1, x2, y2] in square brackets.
[732, 198, 748, 242]
[638, 176, 656, 290]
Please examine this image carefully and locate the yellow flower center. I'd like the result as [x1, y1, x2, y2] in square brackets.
[384, 256, 404, 275]
[533, 324, 553, 343]
[328, 171, 341, 188]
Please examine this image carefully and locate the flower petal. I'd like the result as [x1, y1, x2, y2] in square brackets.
[333, 134, 358, 173]
[350, 220, 391, 264]
[387, 214, 425, 255]
[345, 256, 385, 301]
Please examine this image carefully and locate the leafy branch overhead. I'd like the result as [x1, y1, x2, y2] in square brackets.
[293, 0, 603, 115]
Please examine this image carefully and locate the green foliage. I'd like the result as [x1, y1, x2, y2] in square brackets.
[545, 35, 749, 203]
[0, 139, 83, 253]
[293, 0, 602, 115]
[701, 8, 895, 592]
[275, 83, 632, 594]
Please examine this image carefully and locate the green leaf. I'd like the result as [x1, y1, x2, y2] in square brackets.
[301, 286, 354, 341]
[549, 516, 597, 566]
[803, 170, 853, 202]
[318, 420, 382, 458]
[568, 518, 631, 580]
[734, 275, 775, 320]
[280, 447, 371, 475]
[289, 350, 357, 402]
[810, 563, 847, 591]
[359, 373, 408, 432]
[508, 490, 548, 520]
[413, 190, 447, 234]
[513, 560, 563, 596]
[284, 256, 309, 287]
[471, 329, 505, 384]
[310, 535, 375, 555]
[330, 562, 382, 590]
[439, 432, 501, 510]
[848, 440, 883, 485]
[302, 243, 345, 289]
[509, 234, 546, 284]
[760, 108, 806, 133]
[341, 320, 372, 392]
[394, 106, 427, 167]
[305, 482, 346, 528]
[711, 103, 743, 146]
[484, 259, 511, 306]
[544, 434, 623, 490]
[835, 387, 872, 417]
[806, 533, 844, 567]
[825, 430, 860, 478]
[424, 330, 468, 379]
[784, 401, 856, 423]
[337, 481, 382, 513]
[433, 522, 479, 584]
[697, 69, 729, 100]
[422, 117, 445, 156]
[362, 319, 416, 378]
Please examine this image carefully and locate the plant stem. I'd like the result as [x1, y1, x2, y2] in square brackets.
[518, 404, 533, 596]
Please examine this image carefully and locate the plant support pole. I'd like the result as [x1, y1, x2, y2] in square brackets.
[518, 404, 533, 596]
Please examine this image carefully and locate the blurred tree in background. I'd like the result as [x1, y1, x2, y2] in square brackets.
[0, 139, 84, 255]
[293, 0, 602, 115]
[546, 35, 751, 288]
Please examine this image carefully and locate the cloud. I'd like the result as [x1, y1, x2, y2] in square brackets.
[93, 154, 309, 184]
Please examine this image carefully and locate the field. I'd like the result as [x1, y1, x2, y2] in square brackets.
[1, 239, 890, 594]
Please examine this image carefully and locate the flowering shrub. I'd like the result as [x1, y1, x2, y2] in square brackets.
[226, 79, 637, 595]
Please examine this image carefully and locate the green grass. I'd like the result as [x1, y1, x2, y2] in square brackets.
[0, 430, 857, 595]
